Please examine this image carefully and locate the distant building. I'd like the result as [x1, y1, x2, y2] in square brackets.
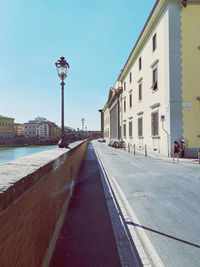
[24, 117, 60, 140]
[0, 115, 15, 140]
[14, 123, 24, 136]
[24, 121, 37, 138]
[48, 121, 60, 139]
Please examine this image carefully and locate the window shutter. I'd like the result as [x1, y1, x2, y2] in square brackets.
[155, 112, 158, 135]
[151, 113, 154, 136]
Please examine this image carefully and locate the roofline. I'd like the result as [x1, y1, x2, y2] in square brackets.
[118, 0, 161, 80]
[0, 115, 15, 120]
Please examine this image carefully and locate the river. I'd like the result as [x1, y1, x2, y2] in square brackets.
[0, 145, 57, 164]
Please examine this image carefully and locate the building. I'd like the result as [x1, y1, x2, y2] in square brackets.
[24, 121, 37, 138]
[14, 123, 25, 136]
[24, 117, 61, 140]
[0, 115, 15, 140]
[48, 122, 60, 139]
[102, 0, 200, 157]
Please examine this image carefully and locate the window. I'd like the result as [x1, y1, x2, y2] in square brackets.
[139, 57, 142, 70]
[124, 100, 126, 112]
[129, 72, 132, 83]
[138, 117, 143, 137]
[151, 112, 159, 136]
[124, 81, 126, 91]
[139, 82, 142, 101]
[152, 67, 158, 91]
[153, 33, 157, 52]
[129, 121, 132, 137]
[129, 93, 132, 108]
[123, 123, 126, 137]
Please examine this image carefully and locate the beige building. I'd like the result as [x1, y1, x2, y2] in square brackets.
[102, 0, 200, 157]
[14, 123, 25, 136]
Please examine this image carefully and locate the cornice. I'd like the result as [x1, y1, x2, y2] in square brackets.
[119, 0, 168, 82]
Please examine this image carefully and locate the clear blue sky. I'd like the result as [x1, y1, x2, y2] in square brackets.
[0, 0, 156, 130]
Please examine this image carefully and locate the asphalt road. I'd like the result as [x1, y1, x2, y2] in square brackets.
[93, 140, 200, 267]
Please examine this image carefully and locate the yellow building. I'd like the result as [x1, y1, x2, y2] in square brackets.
[48, 122, 60, 139]
[181, 3, 200, 154]
[0, 115, 15, 140]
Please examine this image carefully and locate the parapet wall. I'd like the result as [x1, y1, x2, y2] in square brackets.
[0, 140, 88, 267]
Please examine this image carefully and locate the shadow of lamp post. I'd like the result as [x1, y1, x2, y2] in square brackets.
[55, 56, 70, 148]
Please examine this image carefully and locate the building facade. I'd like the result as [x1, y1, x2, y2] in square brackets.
[102, 0, 200, 157]
[14, 123, 25, 136]
[24, 117, 60, 140]
[0, 115, 15, 140]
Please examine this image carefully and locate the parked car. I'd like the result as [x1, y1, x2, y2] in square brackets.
[108, 139, 124, 148]
[108, 139, 115, 147]
[98, 138, 106, 143]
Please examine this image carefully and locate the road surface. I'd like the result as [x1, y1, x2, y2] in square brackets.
[93, 140, 200, 267]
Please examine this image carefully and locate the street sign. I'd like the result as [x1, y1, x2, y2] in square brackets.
[161, 115, 165, 122]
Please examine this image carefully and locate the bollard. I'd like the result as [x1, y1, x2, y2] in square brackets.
[128, 143, 130, 153]
[198, 148, 200, 164]
[145, 144, 147, 157]
[134, 144, 136, 155]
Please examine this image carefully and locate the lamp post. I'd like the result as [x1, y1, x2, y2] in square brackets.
[55, 56, 70, 148]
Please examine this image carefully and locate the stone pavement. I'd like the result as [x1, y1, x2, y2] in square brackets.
[49, 142, 121, 267]
[106, 142, 199, 164]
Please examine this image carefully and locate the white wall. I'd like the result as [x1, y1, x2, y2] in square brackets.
[121, 5, 171, 155]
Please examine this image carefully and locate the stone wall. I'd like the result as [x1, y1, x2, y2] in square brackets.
[0, 140, 88, 267]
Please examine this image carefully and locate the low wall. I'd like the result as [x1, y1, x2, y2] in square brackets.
[0, 140, 88, 267]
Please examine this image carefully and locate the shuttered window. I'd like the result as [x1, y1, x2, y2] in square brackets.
[152, 67, 158, 90]
[123, 123, 126, 137]
[151, 112, 159, 136]
[138, 117, 143, 137]
[129, 121, 132, 137]
[130, 72, 132, 83]
[130, 93, 132, 108]
[124, 100, 126, 112]
[139, 57, 142, 70]
[153, 33, 157, 51]
[124, 81, 126, 91]
[139, 82, 142, 101]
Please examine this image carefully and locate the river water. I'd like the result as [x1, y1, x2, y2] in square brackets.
[0, 145, 57, 164]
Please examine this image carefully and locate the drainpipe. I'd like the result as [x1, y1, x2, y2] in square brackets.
[162, 121, 170, 157]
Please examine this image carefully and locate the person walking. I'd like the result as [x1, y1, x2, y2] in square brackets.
[173, 141, 180, 161]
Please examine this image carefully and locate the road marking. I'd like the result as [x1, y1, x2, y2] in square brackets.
[93, 143, 164, 267]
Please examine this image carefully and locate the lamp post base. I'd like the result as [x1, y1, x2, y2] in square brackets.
[58, 138, 69, 148]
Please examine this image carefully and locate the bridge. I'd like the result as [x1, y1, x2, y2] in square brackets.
[0, 140, 199, 266]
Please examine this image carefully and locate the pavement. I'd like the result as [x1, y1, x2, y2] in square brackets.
[92, 141, 200, 267]
[49, 141, 199, 267]
[107, 142, 199, 164]
[49, 142, 122, 267]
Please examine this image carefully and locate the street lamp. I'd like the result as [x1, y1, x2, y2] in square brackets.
[55, 56, 70, 148]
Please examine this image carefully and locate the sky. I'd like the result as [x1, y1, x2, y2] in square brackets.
[0, 0, 156, 131]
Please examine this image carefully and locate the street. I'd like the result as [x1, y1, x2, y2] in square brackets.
[92, 140, 200, 267]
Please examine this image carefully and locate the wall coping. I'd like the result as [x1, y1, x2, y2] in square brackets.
[0, 140, 86, 212]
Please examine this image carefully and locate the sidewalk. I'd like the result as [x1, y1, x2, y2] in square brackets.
[49, 143, 121, 267]
[105, 142, 199, 164]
